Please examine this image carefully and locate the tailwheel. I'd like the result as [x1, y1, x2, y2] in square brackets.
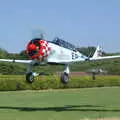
[60, 72, 69, 84]
[26, 72, 35, 83]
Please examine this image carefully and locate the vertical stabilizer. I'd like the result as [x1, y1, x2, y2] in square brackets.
[92, 46, 102, 58]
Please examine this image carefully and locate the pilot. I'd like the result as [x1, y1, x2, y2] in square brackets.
[55, 37, 60, 46]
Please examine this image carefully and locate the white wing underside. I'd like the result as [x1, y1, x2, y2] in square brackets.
[0, 59, 32, 64]
[90, 55, 120, 61]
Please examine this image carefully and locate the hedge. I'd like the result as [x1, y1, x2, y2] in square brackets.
[0, 75, 120, 91]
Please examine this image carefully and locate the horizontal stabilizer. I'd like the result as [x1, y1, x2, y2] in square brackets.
[90, 46, 120, 60]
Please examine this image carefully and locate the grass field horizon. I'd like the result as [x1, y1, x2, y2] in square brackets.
[0, 87, 120, 120]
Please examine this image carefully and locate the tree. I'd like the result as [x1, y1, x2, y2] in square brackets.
[19, 50, 28, 59]
[77, 46, 96, 57]
[0, 48, 8, 58]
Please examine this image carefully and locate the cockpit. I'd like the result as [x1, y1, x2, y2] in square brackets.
[51, 37, 76, 51]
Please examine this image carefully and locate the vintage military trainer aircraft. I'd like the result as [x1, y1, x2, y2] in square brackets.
[0, 36, 120, 84]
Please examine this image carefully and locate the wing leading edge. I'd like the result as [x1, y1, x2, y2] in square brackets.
[0, 59, 32, 64]
[90, 55, 120, 61]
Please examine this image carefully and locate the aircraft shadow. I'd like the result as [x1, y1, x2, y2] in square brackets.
[0, 105, 120, 112]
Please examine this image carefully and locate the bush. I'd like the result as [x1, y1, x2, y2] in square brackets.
[0, 75, 120, 91]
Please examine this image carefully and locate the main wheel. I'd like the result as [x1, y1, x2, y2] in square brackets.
[60, 72, 69, 84]
[26, 72, 35, 83]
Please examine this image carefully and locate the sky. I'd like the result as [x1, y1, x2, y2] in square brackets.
[0, 0, 120, 53]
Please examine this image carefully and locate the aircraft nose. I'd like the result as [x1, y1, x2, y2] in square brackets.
[26, 39, 50, 60]
[28, 44, 36, 51]
[39, 40, 49, 57]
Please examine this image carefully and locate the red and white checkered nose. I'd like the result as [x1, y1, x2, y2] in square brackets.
[26, 39, 51, 61]
[39, 40, 49, 58]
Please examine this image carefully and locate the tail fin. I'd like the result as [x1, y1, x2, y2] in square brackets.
[92, 46, 102, 59]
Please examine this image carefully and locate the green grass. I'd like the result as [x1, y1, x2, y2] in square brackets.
[0, 87, 120, 120]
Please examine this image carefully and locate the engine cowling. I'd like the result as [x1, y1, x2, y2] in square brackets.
[26, 39, 50, 61]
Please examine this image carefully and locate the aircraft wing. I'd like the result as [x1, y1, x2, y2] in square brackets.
[90, 55, 120, 61]
[0, 59, 32, 64]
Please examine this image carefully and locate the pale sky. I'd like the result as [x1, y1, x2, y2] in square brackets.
[0, 0, 120, 53]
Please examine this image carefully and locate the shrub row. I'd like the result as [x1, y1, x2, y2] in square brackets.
[0, 75, 120, 91]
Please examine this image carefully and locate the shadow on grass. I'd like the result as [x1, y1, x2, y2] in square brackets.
[0, 105, 120, 112]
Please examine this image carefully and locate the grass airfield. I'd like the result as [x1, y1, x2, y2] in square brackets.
[0, 87, 120, 120]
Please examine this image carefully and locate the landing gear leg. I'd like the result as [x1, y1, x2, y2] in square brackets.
[26, 63, 38, 83]
[60, 64, 70, 84]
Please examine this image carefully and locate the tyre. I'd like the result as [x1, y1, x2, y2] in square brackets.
[26, 72, 35, 83]
[60, 72, 69, 84]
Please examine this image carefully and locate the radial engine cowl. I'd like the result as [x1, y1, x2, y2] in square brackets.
[26, 39, 49, 61]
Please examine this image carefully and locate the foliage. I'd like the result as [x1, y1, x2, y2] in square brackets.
[0, 48, 28, 59]
[70, 58, 120, 75]
[77, 46, 96, 57]
[0, 75, 120, 91]
[0, 62, 26, 75]
[0, 48, 8, 58]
